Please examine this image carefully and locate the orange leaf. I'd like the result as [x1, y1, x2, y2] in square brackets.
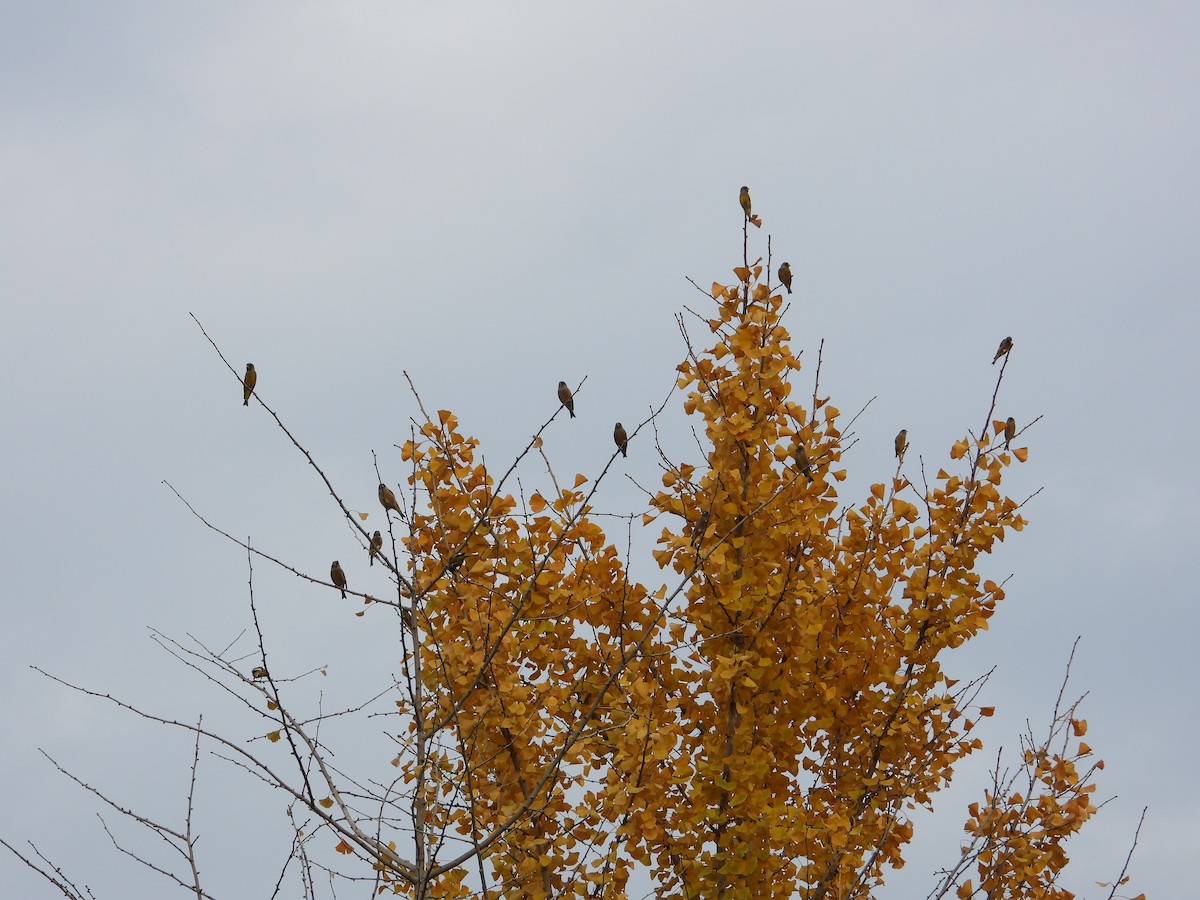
[335, 840, 354, 855]
[733, 266, 751, 282]
[1071, 718, 1087, 737]
[529, 493, 547, 513]
[267, 730, 281, 743]
[1014, 446, 1029, 462]
[573, 473, 587, 488]
[319, 797, 334, 809]
[979, 707, 995, 717]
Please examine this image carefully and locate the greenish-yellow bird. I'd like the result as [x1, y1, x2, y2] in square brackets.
[779, 262, 792, 294]
[330, 560, 347, 599]
[242, 363, 256, 406]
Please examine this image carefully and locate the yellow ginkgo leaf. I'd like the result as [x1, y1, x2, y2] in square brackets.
[267, 731, 281, 743]
[319, 797, 334, 809]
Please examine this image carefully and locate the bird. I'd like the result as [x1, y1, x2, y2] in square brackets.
[447, 552, 466, 573]
[793, 443, 814, 483]
[895, 429, 908, 461]
[379, 483, 401, 516]
[558, 381, 575, 418]
[778, 262, 793, 294]
[739, 186, 752, 219]
[614, 422, 629, 457]
[1004, 416, 1016, 450]
[242, 363, 256, 406]
[251, 666, 268, 679]
[691, 509, 710, 549]
[330, 560, 347, 599]
[369, 530, 383, 566]
[993, 336, 1013, 364]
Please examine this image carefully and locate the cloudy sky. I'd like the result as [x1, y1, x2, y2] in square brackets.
[2, 3, 1195, 897]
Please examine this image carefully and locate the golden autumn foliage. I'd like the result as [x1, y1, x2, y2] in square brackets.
[310, 200, 1127, 899]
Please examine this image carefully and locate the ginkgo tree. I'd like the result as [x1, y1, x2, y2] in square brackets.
[5, 194, 1144, 900]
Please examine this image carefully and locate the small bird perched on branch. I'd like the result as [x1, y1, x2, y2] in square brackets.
[558, 381, 575, 418]
[614, 422, 629, 457]
[794, 444, 814, 483]
[778, 262, 792, 295]
[739, 186, 752, 219]
[379, 483, 401, 516]
[691, 509, 710, 549]
[895, 429, 907, 461]
[242, 363, 256, 406]
[1004, 416, 1016, 450]
[369, 530, 383, 566]
[993, 336, 1013, 364]
[330, 561, 347, 599]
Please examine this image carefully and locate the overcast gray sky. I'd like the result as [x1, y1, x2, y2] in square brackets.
[2, 3, 1196, 897]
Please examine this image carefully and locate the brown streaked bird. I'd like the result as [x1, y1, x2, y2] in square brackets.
[691, 509, 710, 549]
[242, 363, 256, 406]
[330, 560, 347, 599]
[1004, 416, 1016, 450]
[558, 381, 575, 418]
[992, 336, 1013, 364]
[613, 422, 629, 457]
[895, 428, 908, 461]
[739, 185, 752, 218]
[447, 552, 466, 573]
[793, 443, 814, 483]
[369, 530, 383, 566]
[400, 607, 414, 630]
[778, 262, 793, 294]
[251, 666, 268, 679]
[378, 483, 401, 516]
